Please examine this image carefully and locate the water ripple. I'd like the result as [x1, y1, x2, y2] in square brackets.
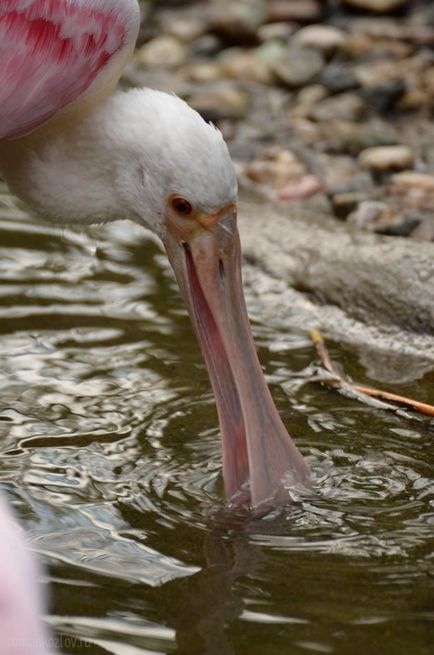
[0, 189, 433, 653]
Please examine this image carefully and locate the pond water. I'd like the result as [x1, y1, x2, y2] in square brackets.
[0, 185, 433, 655]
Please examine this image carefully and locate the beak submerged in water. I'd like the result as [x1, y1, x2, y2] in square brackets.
[163, 203, 310, 509]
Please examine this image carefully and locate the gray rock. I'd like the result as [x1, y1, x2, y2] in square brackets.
[331, 191, 379, 219]
[190, 34, 223, 57]
[348, 200, 390, 228]
[292, 24, 347, 54]
[332, 120, 398, 156]
[411, 218, 434, 242]
[210, 2, 265, 45]
[320, 65, 359, 93]
[273, 46, 324, 88]
[359, 79, 406, 113]
[136, 36, 187, 69]
[390, 171, 434, 212]
[188, 85, 250, 121]
[219, 49, 274, 84]
[161, 15, 207, 43]
[310, 93, 367, 122]
[238, 193, 434, 340]
[291, 84, 329, 119]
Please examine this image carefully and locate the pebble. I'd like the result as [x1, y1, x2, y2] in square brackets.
[341, 0, 409, 12]
[331, 120, 398, 155]
[391, 171, 434, 193]
[258, 22, 297, 43]
[411, 219, 434, 241]
[359, 79, 406, 113]
[291, 84, 329, 119]
[245, 148, 307, 189]
[390, 172, 434, 212]
[188, 85, 250, 121]
[320, 64, 359, 93]
[130, 0, 434, 243]
[190, 34, 223, 58]
[278, 175, 324, 201]
[186, 63, 223, 83]
[348, 200, 392, 229]
[359, 145, 414, 171]
[267, 0, 323, 23]
[137, 35, 187, 69]
[310, 93, 367, 122]
[332, 191, 378, 219]
[210, 4, 265, 45]
[273, 46, 324, 88]
[292, 25, 347, 54]
[163, 16, 207, 43]
[220, 50, 274, 84]
[320, 154, 374, 193]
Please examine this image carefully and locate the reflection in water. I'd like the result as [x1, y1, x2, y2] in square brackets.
[0, 187, 433, 654]
[161, 523, 261, 655]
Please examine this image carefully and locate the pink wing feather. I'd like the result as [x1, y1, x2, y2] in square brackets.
[0, 0, 140, 140]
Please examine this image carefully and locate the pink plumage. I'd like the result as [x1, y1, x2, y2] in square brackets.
[0, 0, 140, 139]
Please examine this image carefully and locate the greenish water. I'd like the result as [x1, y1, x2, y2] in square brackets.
[0, 186, 433, 655]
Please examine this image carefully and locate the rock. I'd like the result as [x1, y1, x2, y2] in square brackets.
[354, 58, 405, 90]
[292, 25, 347, 54]
[320, 154, 374, 193]
[411, 218, 434, 242]
[162, 16, 207, 43]
[291, 84, 329, 119]
[239, 194, 434, 339]
[267, 0, 323, 23]
[341, 0, 409, 12]
[332, 120, 398, 155]
[390, 172, 434, 212]
[244, 147, 307, 189]
[332, 191, 379, 219]
[186, 63, 223, 83]
[287, 117, 324, 147]
[255, 40, 287, 66]
[310, 93, 367, 122]
[136, 36, 187, 69]
[210, 3, 265, 45]
[190, 34, 223, 57]
[278, 175, 324, 201]
[376, 218, 421, 237]
[258, 22, 297, 42]
[220, 50, 274, 84]
[359, 145, 414, 171]
[359, 79, 406, 113]
[340, 34, 376, 57]
[348, 198, 421, 236]
[272, 46, 324, 87]
[347, 200, 391, 228]
[188, 85, 250, 121]
[320, 64, 359, 93]
[391, 172, 434, 193]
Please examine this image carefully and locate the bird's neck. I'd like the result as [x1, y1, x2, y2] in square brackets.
[0, 91, 142, 227]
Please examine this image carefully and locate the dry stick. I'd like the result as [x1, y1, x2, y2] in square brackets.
[310, 330, 434, 418]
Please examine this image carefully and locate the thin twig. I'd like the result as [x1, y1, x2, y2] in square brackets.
[309, 330, 434, 418]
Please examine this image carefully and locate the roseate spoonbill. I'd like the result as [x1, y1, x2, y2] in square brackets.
[0, 0, 310, 508]
[0, 495, 53, 655]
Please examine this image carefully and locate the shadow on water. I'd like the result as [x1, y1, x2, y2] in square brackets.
[0, 190, 433, 654]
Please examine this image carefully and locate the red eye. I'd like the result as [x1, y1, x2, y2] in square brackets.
[172, 197, 193, 216]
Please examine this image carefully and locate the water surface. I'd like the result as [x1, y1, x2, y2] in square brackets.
[0, 186, 432, 654]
